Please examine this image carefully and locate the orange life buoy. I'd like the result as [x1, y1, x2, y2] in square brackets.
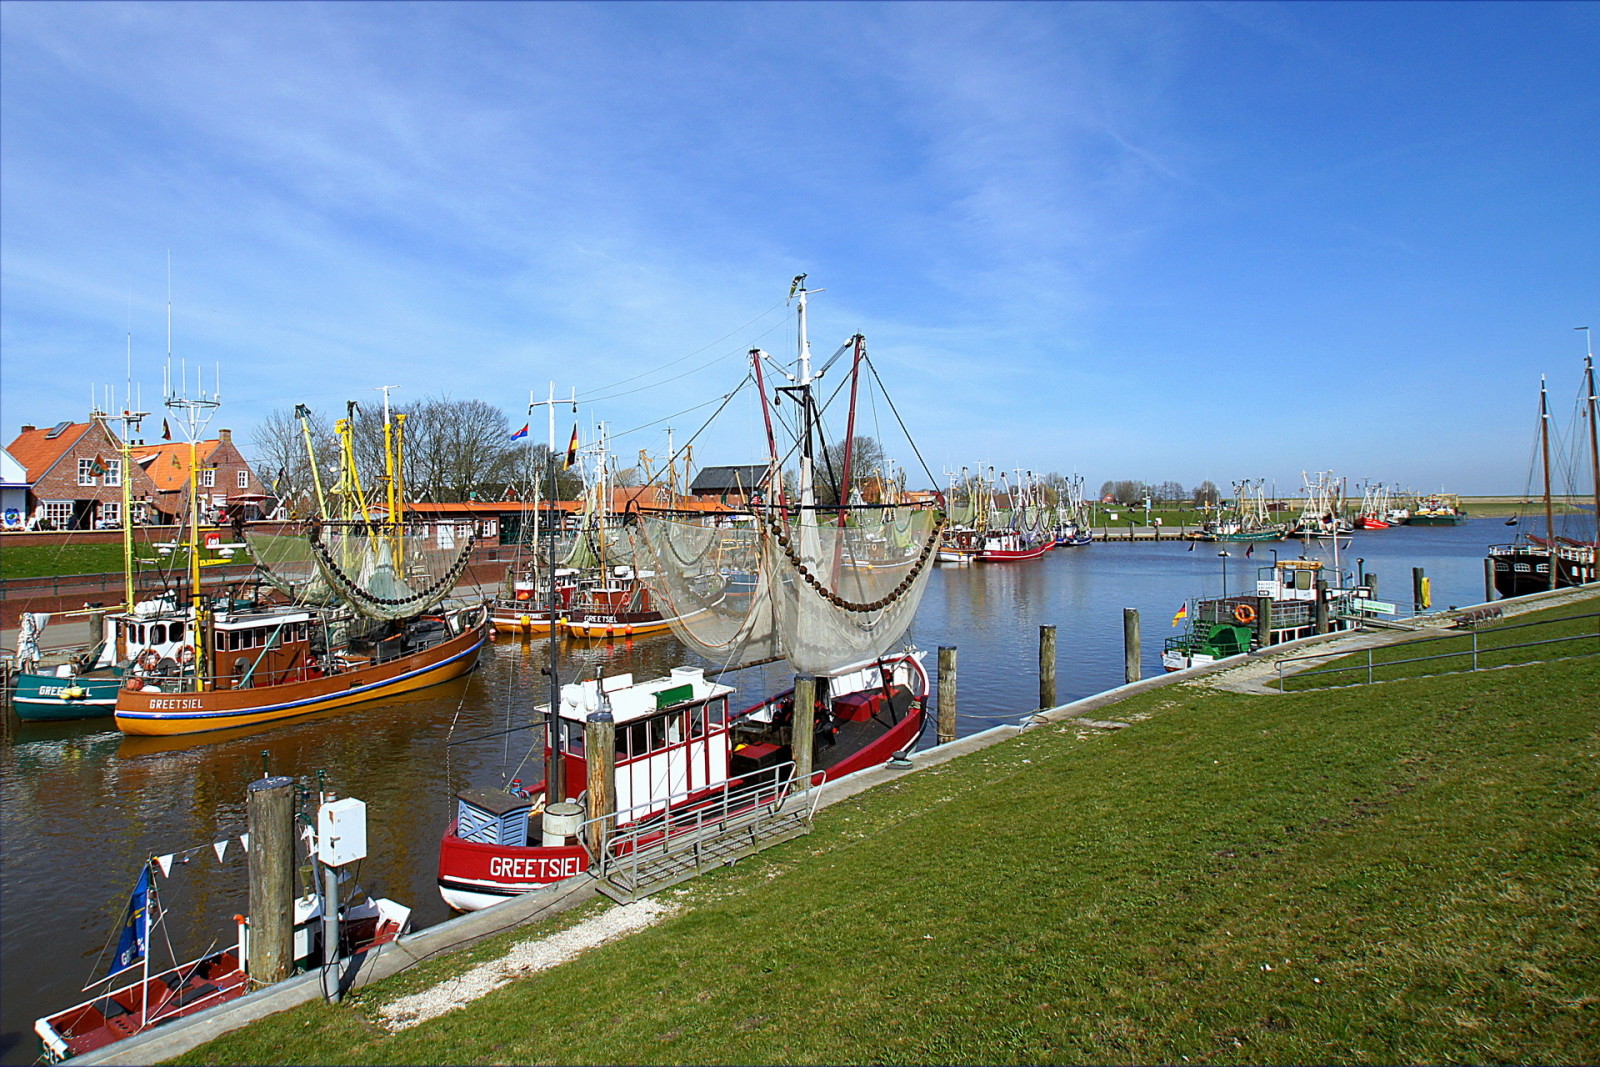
[136, 647, 161, 671]
[1233, 603, 1257, 624]
[176, 644, 197, 667]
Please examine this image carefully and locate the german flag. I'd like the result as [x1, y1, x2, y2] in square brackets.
[564, 424, 579, 470]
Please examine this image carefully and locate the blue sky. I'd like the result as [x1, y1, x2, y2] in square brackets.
[2, 1, 1595, 496]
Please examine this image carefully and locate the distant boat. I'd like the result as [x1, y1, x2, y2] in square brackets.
[1409, 492, 1469, 526]
[1488, 351, 1599, 597]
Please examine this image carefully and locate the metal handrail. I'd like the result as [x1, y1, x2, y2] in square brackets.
[1274, 610, 1600, 690]
[583, 763, 819, 890]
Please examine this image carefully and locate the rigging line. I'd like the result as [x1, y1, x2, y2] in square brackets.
[572, 299, 789, 403]
[636, 374, 755, 491]
[604, 391, 739, 445]
[862, 353, 940, 492]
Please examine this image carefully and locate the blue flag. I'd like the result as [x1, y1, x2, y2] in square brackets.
[510, 424, 529, 441]
[110, 865, 151, 976]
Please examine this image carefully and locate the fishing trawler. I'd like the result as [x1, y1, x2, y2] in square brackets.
[438, 277, 944, 909]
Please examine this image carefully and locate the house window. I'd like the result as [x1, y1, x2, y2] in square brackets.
[100, 501, 121, 527]
[201, 468, 216, 487]
[237, 469, 249, 489]
[45, 501, 74, 527]
[130, 501, 149, 524]
[79, 458, 97, 486]
[104, 458, 121, 487]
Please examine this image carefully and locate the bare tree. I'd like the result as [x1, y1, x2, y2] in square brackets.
[817, 435, 886, 506]
[248, 405, 338, 517]
[1192, 480, 1222, 506]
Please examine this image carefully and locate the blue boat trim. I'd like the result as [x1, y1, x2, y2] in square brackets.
[114, 634, 485, 722]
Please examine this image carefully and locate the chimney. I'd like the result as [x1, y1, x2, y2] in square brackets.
[21, 425, 36, 433]
[218, 429, 232, 445]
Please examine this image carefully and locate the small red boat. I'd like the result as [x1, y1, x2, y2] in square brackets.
[36, 863, 409, 1063]
[975, 529, 1053, 562]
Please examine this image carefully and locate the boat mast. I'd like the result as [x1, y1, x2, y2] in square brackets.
[1581, 327, 1599, 546]
[1540, 375, 1556, 590]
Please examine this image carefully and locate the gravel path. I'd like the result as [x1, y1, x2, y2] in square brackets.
[375, 898, 677, 1031]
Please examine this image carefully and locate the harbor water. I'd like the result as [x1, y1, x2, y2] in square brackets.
[0, 519, 1503, 1062]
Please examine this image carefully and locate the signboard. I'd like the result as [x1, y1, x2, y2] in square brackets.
[1348, 597, 1397, 615]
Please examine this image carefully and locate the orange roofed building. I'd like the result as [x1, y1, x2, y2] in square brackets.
[5, 417, 265, 530]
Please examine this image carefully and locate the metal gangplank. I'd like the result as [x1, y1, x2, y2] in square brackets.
[585, 765, 820, 903]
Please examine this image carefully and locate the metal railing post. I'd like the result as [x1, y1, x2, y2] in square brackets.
[1367, 649, 1373, 685]
[1472, 630, 1479, 671]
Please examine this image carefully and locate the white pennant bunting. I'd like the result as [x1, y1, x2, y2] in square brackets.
[239, 833, 250, 851]
[156, 854, 174, 878]
[213, 839, 228, 862]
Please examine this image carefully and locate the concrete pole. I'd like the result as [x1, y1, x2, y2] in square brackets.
[583, 710, 617, 861]
[792, 674, 817, 787]
[321, 862, 341, 1003]
[1038, 625, 1057, 710]
[1123, 608, 1141, 684]
[246, 776, 296, 984]
[1483, 557, 1495, 603]
[936, 646, 957, 746]
[1314, 579, 1330, 634]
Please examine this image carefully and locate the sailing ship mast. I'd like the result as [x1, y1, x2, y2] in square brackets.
[1540, 376, 1556, 590]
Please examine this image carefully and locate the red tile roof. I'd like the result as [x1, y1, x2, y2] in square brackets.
[131, 441, 221, 492]
[6, 422, 93, 481]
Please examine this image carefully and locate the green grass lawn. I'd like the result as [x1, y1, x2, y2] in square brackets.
[174, 621, 1599, 1066]
[0, 541, 131, 579]
[1279, 607, 1600, 690]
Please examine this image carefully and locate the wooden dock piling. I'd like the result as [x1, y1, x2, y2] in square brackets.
[1038, 625, 1057, 710]
[1412, 566, 1427, 611]
[246, 775, 296, 984]
[1123, 608, 1141, 684]
[583, 710, 616, 860]
[792, 674, 816, 787]
[936, 646, 957, 745]
[1483, 557, 1495, 603]
[1314, 579, 1330, 634]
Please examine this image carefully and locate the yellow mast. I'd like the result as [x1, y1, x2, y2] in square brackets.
[295, 403, 328, 518]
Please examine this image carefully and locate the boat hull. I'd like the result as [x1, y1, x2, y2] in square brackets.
[1488, 544, 1597, 598]
[976, 542, 1052, 562]
[1408, 513, 1467, 526]
[12, 672, 123, 721]
[562, 611, 679, 640]
[113, 615, 488, 736]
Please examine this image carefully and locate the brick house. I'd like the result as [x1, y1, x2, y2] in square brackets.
[687, 464, 775, 507]
[6, 417, 163, 529]
[131, 428, 267, 523]
[5, 418, 265, 528]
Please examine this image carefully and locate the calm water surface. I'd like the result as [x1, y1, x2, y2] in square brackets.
[0, 520, 1501, 1061]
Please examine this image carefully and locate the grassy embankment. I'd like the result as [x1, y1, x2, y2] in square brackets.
[1277, 607, 1600, 691]
[176, 598, 1599, 1065]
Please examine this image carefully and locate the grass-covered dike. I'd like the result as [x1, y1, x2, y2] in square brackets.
[176, 601, 1599, 1065]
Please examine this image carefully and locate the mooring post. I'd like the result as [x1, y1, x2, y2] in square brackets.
[1412, 566, 1426, 612]
[1314, 579, 1330, 634]
[583, 710, 617, 862]
[1483, 557, 1495, 603]
[1366, 569, 1378, 598]
[1038, 625, 1057, 710]
[936, 646, 957, 745]
[1123, 608, 1141, 684]
[246, 775, 296, 984]
[792, 674, 817, 787]
[1255, 595, 1273, 647]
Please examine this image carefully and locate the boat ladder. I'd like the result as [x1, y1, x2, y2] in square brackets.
[586, 766, 821, 903]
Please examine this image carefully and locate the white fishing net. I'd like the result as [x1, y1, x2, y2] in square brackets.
[242, 530, 339, 604]
[634, 506, 942, 675]
[307, 522, 477, 621]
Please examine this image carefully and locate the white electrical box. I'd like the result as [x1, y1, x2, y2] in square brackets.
[317, 797, 368, 867]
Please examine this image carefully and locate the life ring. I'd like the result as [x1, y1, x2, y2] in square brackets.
[1233, 603, 1257, 624]
[176, 644, 197, 667]
[136, 647, 161, 671]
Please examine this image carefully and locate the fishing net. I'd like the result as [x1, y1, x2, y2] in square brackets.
[308, 522, 476, 621]
[242, 530, 339, 604]
[634, 506, 942, 675]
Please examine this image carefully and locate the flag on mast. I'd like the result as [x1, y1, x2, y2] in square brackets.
[510, 423, 529, 441]
[109, 864, 151, 976]
[564, 425, 579, 470]
[161, 418, 172, 441]
[1171, 603, 1189, 627]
